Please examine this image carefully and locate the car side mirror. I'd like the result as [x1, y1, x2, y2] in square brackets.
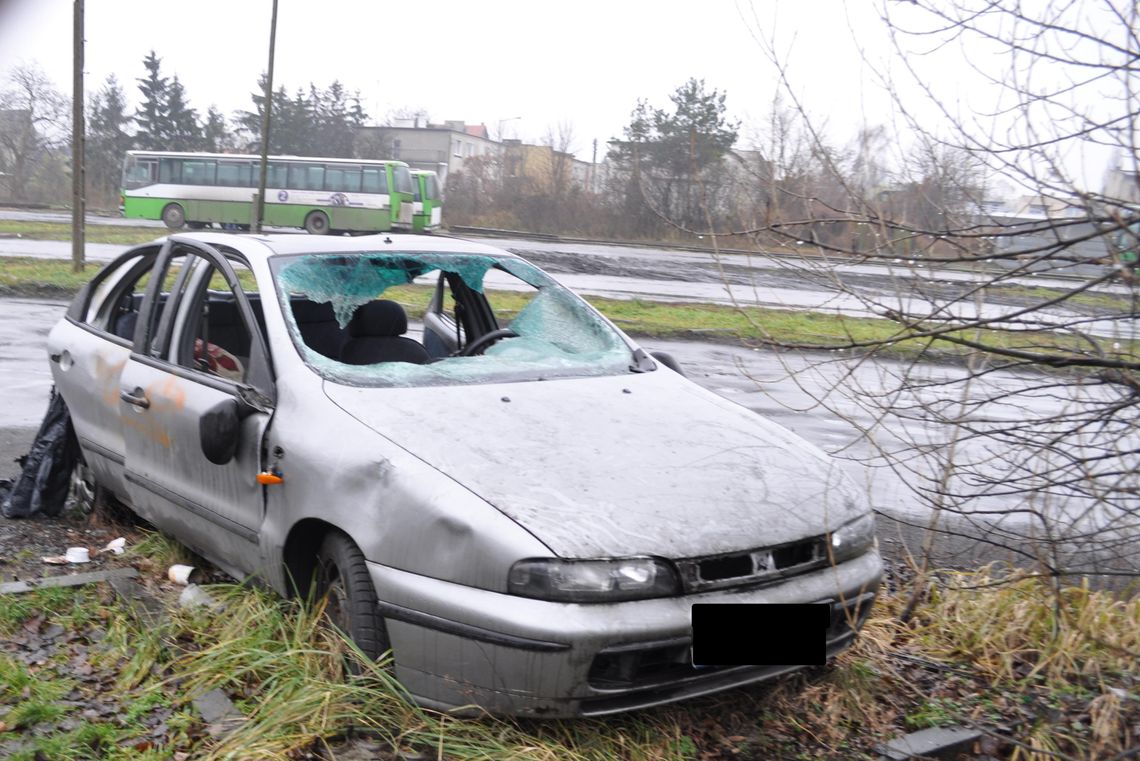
[650, 351, 685, 376]
[199, 398, 241, 465]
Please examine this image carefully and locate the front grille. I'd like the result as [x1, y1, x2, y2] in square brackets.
[585, 592, 877, 694]
[674, 536, 828, 593]
[588, 638, 701, 690]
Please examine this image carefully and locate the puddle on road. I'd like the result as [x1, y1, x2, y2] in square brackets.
[0, 299, 67, 427]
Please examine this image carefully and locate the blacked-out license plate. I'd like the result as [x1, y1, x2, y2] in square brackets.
[690, 603, 829, 666]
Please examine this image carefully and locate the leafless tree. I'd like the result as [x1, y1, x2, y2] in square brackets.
[719, 0, 1140, 580]
[542, 120, 577, 201]
[0, 64, 69, 204]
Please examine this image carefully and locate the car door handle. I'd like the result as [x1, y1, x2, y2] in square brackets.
[120, 387, 150, 409]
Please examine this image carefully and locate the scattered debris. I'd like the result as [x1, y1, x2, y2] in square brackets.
[178, 583, 221, 611]
[0, 388, 80, 519]
[167, 563, 198, 585]
[107, 575, 166, 626]
[101, 537, 126, 555]
[875, 726, 984, 761]
[41, 546, 92, 564]
[0, 566, 138, 594]
[191, 688, 244, 737]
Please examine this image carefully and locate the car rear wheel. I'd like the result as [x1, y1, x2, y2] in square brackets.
[161, 203, 186, 230]
[315, 531, 389, 664]
[304, 211, 330, 235]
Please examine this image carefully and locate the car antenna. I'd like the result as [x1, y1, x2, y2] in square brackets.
[384, 236, 393, 244]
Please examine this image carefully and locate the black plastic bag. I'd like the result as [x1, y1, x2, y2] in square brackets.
[1, 388, 80, 519]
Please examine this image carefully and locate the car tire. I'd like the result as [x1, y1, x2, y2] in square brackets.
[68, 460, 135, 524]
[161, 203, 186, 230]
[304, 211, 330, 235]
[315, 531, 389, 664]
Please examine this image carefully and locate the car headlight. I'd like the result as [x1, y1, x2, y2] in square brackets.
[508, 557, 681, 602]
[827, 513, 877, 564]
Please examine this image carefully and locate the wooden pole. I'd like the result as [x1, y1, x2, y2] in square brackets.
[71, 0, 85, 271]
[253, 0, 278, 234]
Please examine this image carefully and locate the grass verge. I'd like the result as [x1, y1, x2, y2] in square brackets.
[3, 533, 1136, 761]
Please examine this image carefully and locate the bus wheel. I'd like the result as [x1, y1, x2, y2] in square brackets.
[161, 203, 186, 230]
[304, 211, 330, 235]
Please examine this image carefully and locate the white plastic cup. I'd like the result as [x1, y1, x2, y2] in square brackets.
[65, 547, 90, 563]
[168, 564, 197, 585]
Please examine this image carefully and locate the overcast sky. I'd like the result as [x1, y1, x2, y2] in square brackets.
[0, 0, 1122, 193]
[0, 0, 900, 158]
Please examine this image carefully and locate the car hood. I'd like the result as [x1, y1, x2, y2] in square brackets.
[323, 371, 866, 559]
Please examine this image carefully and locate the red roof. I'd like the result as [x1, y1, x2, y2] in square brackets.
[464, 124, 489, 139]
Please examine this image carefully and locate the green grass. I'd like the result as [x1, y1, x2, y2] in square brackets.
[996, 283, 1136, 312]
[1, 534, 1136, 758]
[0, 585, 98, 635]
[0, 220, 165, 245]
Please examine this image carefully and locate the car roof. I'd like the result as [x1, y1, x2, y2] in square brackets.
[162, 232, 520, 264]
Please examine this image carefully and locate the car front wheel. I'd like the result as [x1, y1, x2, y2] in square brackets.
[315, 531, 389, 664]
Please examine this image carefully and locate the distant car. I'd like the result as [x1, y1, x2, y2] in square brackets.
[47, 232, 881, 717]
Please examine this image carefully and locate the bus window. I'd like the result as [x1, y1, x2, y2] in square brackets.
[217, 161, 253, 187]
[159, 158, 183, 184]
[393, 165, 414, 195]
[289, 164, 324, 191]
[425, 173, 440, 200]
[362, 167, 387, 194]
[267, 162, 288, 188]
[123, 156, 157, 189]
[183, 160, 216, 186]
[325, 165, 362, 193]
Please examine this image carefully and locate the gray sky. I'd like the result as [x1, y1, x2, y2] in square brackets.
[0, 0, 1122, 192]
[0, 0, 895, 159]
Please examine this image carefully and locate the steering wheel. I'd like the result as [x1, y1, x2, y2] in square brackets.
[459, 328, 518, 356]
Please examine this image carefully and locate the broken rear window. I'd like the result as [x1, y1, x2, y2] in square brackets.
[270, 251, 635, 387]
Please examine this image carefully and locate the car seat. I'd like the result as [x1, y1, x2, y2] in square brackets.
[340, 300, 430, 365]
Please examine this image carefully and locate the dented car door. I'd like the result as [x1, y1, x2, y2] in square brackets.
[117, 240, 274, 576]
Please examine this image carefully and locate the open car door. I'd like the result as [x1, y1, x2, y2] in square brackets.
[117, 239, 275, 577]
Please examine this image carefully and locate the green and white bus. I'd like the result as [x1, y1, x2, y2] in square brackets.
[410, 169, 443, 232]
[121, 151, 416, 234]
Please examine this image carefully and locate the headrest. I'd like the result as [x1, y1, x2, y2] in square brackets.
[291, 299, 336, 323]
[347, 300, 408, 338]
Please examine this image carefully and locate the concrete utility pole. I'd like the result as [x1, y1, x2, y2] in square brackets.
[591, 138, 597, 194]
[253, 0, 279, 234]
[71, 0, 85, 272]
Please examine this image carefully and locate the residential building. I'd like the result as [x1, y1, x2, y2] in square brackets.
[354, 121, 498, 186]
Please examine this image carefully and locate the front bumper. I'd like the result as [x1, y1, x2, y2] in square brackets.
[367, 550, 882, 717]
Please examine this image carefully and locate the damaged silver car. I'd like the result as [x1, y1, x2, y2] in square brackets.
[48, 232, 881, 717]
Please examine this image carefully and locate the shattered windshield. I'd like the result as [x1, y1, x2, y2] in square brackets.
[270, 251, 635, 386]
